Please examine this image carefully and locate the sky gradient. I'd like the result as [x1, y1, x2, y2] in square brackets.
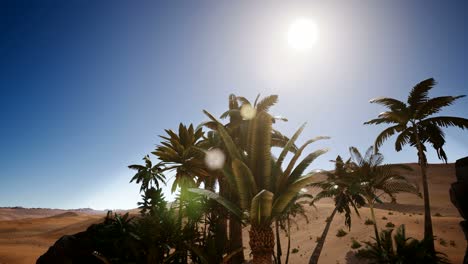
[1, 1, 467, 209]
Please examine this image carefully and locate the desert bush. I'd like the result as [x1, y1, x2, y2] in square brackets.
[336, 229, 348, 237]
[385, 222, 395, 228]
[364, 218, 374, 225]
[356, 225, 450, 264]
[351, 239, 362, 249]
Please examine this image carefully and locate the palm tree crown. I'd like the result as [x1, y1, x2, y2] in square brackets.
[364, 78, 468, 163]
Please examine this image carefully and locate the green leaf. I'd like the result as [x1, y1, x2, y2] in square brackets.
[188, 188, 243, 221]
[272, 172, 318, 217]
[232, 159, 257, 210]
[250, 190, 273, 226]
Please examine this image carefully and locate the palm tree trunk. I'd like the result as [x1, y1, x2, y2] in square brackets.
[229, 217, 244, 263]
[285, 217, 291, 264]
[275, 220, 282, 264]
[369, 201, 380, 245]
[414, 130, 435, 252]
[309, 207, 337, 264]
[249, 225, 274, 264]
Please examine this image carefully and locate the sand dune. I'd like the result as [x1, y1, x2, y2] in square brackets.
[0, 163, 465, 263]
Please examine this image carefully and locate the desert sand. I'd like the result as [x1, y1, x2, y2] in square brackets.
[0, 163, 465, 263]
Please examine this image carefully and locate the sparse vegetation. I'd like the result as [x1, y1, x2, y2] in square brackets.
[291, 248, 299, 254]
[382, 216, 388, 220]
[364, 219, 374, 225]
[450, 240, 456, 247]
[351, 239, 362, 249]
[357, 225, 450, 264]
[385, 222, 395, 228]
[439, 238, 447, 247]
[434, 213, 443, 217]
[336, 229, 348, 237]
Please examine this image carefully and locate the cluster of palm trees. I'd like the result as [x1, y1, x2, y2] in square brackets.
[126, 78, 467, 264]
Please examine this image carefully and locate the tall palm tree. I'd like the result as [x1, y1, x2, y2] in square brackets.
[364, 78, 468, 250]
[199, 94, 294, 264]
[308, 156, 366, 264]
[348, 146, 419, 243]
[192, 110, 328, 264]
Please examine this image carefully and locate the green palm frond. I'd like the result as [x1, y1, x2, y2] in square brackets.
[289, 149, 329, 184]
[364, 117, 398, 125]
[374, 125, 405, 151]
[232, 159, 258, 210]
[247, 111, 272, 190]
[236, 96, 251, 105]
[407, 78, 436, 108]
[394, 128, 412, 151]
[416, 95, 466, 119]
[369, 97, 407, 111]
[276, 123, 306, 168]
[272, 173, 318, 217]
[250, 190, 274, 226]
[420, 116, 468, 129]
[188, 188, 243, 221]
[377, 111, 408, 124]
[255, 95, 278, 113]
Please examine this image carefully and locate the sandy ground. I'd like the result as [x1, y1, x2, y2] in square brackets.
[0, 163, 465, 263]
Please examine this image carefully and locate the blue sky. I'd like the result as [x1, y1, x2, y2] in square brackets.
[1, 1, 467, 209]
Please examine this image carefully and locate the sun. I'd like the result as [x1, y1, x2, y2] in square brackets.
[287, 18, 319, 51]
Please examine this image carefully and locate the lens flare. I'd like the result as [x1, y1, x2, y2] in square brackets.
[204, 148, 226, 170]
[240, 104, 256, 120]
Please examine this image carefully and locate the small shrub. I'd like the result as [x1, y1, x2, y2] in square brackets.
[382, 216, 388, 220]
[364, 219, 374, 225]
[385, 222, 395, 228]
[336, 228, 348, 237]
[291, 248, 299, 254]
[356, 225, 450, 263]
[450, 240, 456, 247]
[434, 213, 443, 217]
[439, 238, 447, 247]
[351, 239, 362, 249]
[388, 211, 393, 215]
[315, 236, 320, 243]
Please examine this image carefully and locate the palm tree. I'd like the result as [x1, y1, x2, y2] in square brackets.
[308, 156, 366, 264]
[192, 110, 328, 264]
[198, 94, 294, 264]
[364, 78, 468, 250]
[348, 146, 419, 243]
[129, 155, 165, 192]
[153, 123, 210, 193]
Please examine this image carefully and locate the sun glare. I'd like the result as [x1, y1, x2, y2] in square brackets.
[287, 17, 319, 51]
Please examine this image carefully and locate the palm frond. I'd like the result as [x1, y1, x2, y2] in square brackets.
[374, 125, 404, 151]
[250, 190, 273, 226]
[256, 95, 279, 113]
[416, 95, 466, 119]
[407, 78, 436, 108]
[420, 116, 468, 129]
[369, 97, 407, 111]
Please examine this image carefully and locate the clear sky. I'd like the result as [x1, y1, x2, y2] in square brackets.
[1, 1, 467, 210]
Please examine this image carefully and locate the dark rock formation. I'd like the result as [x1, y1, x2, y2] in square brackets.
[36, 228, 103, 264]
